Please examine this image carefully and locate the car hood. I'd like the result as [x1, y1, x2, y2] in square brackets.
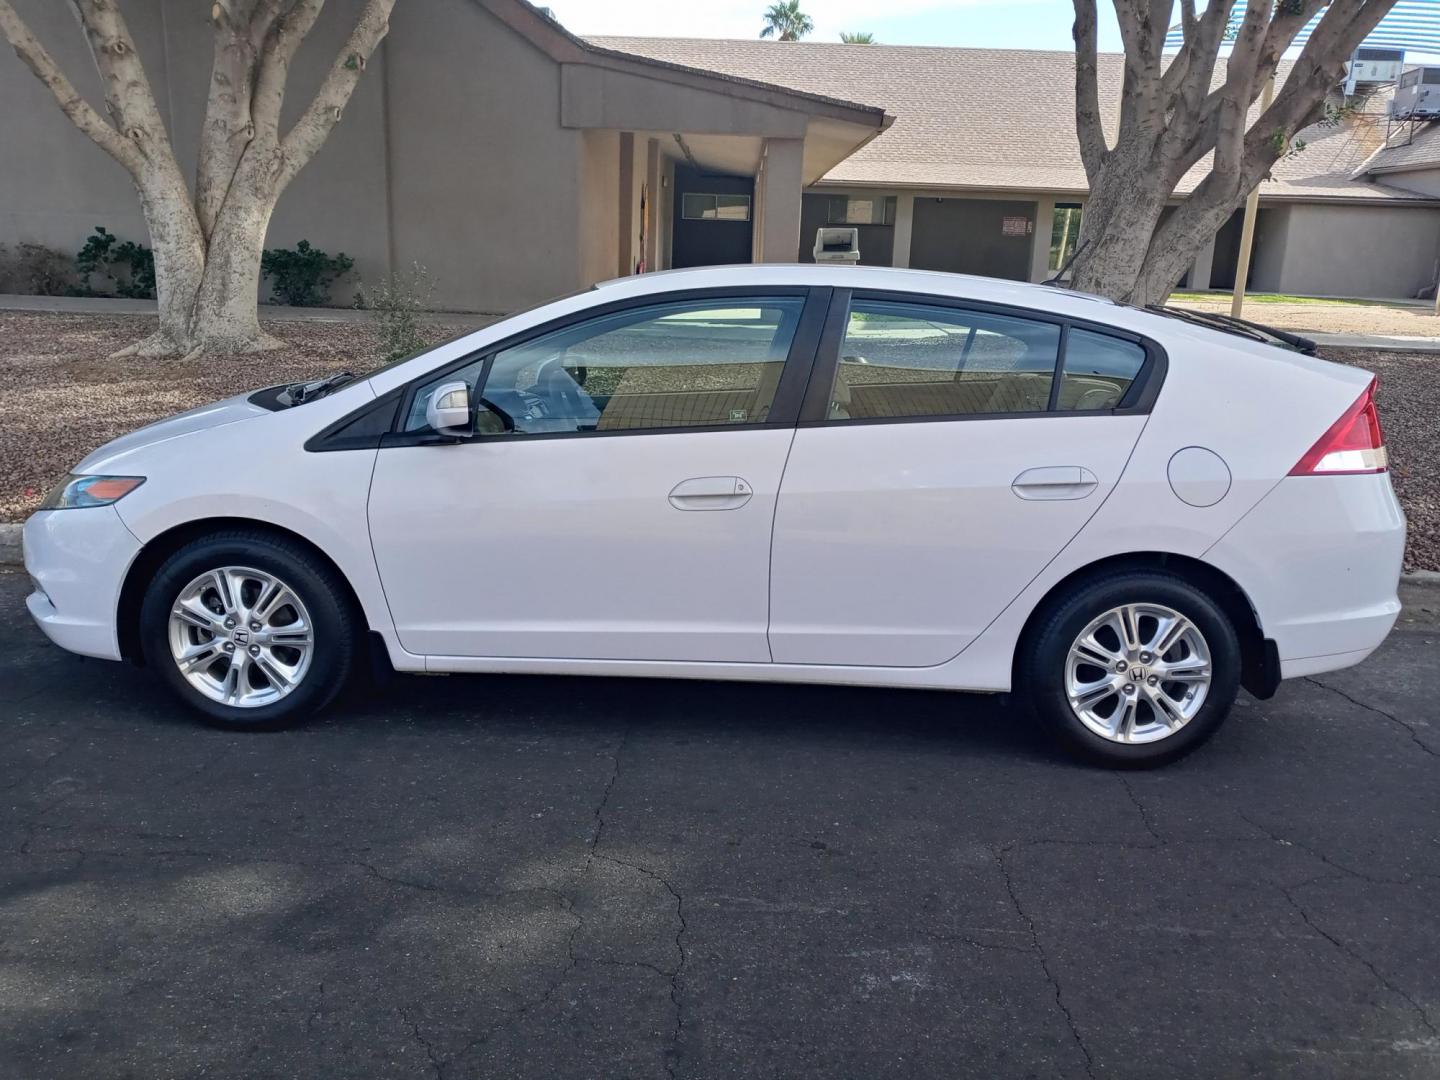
[74, 392, 270, 473]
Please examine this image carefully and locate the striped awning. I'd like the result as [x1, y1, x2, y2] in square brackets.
[1164, 0, 1440, 54]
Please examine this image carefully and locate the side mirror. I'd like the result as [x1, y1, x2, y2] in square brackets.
[425, 380, 471, 435]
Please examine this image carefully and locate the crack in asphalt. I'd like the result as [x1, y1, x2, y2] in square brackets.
[399, 1007, 445, 1080]
[1, 734, 78, 793]
[1116, 776, 1165, 845]
[404, 723, 688, 1080]
[1280, 882, 1439, 1038]
[994, 845, 1096, 1080]
[595, 853, 689, 1079]
[354, 861, 441, 893]
[306, 982, 324, 1035]
[588, 724, 632, 862]
[1237, 812, 1417, 887]
[1304, 676, 1439, 760]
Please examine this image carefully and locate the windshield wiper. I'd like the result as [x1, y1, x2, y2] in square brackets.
[1148, 305, 1317, 355]
[280, 371, 356, 406]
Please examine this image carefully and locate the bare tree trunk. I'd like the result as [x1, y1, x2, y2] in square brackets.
[190, 186, 285, 356]
[1067, 0, 1396, 306]
[0, 0, 396, 359]
[119, 171, 208, 356]
[1066, 178, 1169, 304]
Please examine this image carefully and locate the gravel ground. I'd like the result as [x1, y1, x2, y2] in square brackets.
[0, 312, 467, 523]
[0, 313, 1434, 569]
[1171, 295, 1440, 336]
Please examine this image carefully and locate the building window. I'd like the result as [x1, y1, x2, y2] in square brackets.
[825, 196, 896, 226]
[1049, 203, 1083, 273]
[682, 194, 751, 221]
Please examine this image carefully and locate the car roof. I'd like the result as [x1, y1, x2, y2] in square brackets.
[595, 263, 1142, 326]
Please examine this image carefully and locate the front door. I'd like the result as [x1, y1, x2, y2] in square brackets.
[367, 290, 820, 662]
[768, 292, 1153, 667]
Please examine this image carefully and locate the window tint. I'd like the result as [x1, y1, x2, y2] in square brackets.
[404, 298, 805, 436]
[829, 300, 1061, 420]
[1057, 329, 1146, 410]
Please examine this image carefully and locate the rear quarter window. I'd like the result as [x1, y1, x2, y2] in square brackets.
[1057, 329, 1146, 410]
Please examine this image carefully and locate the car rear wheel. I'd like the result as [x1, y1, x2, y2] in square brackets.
[140, 531, 359, 730]
[1021, 571, 1241, 767]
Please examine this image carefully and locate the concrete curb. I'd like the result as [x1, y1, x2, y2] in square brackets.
[0, 524, 18, 567]
[2, 520, 1437, 590]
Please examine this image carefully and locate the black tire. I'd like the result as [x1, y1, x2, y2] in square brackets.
[139, 529, 360, 730]
[1020, 571, 1241, 768]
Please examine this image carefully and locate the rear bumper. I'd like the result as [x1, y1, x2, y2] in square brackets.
[23, 507, 139, 661]
[1205, 473, 1404, 679]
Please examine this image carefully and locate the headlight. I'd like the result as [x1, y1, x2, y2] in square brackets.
[39, 474, 146, 510]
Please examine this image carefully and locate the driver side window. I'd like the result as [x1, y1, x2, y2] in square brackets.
[405, 296, 805, 436]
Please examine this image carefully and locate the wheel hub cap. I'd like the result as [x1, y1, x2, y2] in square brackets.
[1064, 602, 1212, 744]
[167, 566, 315, 709]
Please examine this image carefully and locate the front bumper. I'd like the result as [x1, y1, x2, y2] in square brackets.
[23, 506, 140, 661]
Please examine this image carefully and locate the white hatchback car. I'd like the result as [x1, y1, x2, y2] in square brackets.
[24, 265, 1404, 765]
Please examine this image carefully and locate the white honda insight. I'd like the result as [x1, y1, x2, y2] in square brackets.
[24, 265, 1403, 765]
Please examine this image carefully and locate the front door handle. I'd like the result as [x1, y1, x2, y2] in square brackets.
[1012, 466, 1099, 501]
[669, 476, 753, 511]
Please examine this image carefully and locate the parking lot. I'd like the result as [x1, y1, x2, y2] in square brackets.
[2, 570, 1438, 1079]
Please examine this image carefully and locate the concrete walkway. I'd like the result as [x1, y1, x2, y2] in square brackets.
[0, 293, 497, 327]
[1307, 331, 1440, 353]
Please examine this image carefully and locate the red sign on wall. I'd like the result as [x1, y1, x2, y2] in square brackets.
[1002, 215, 1031, 237]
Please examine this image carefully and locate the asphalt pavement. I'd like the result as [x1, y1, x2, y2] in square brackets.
[2, 571, 1438, 1079]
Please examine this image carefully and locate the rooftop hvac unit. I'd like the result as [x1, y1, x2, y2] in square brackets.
[1350, 47, 1404, 85]
[813, 227, 860, 264]
[1393, 66, 1440, 118]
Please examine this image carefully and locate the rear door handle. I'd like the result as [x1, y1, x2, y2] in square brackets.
[1012, 466, 1099, 501]
[669, 476, 753, 511]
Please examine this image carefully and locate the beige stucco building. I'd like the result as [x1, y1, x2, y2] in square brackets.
[3, 0, 1440, 310]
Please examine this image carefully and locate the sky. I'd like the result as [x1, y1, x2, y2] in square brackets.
[546, 0, 1126, 52]
[545, 1, 1440, 63]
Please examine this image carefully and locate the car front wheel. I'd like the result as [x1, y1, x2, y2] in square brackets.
[139, 531, 359, 730]
[1021, 571, 1241, 767]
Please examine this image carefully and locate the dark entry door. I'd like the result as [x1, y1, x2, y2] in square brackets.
[672, 166, 754, 268]
[909, 198, 1037, 281]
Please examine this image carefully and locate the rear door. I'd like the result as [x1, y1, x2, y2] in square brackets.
[767, 290, 1157, 667]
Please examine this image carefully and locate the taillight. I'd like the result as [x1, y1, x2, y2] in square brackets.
[1289, 377, 1388, 476]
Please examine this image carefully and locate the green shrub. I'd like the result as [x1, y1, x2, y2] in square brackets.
[75, 225, 155, 299]
[261, 239, 354, 307]
[356, 262, 436, 364]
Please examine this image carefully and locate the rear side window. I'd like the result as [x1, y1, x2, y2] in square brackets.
[1057, 329, 1146, 411]
[830, 300, 1061, 420]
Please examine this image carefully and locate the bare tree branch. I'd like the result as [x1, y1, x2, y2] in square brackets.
[64, 0, 173, 159]
[1072, 0, 1108, 179]
[198, 2, 267, 240]
[252, 0, 327, 144]
[0, 0, 141, 171]
[277, 0, 396, 190]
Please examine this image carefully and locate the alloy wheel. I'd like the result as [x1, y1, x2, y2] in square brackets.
[1064, 602, 1212, 744]
[166, 566, 315, 708]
